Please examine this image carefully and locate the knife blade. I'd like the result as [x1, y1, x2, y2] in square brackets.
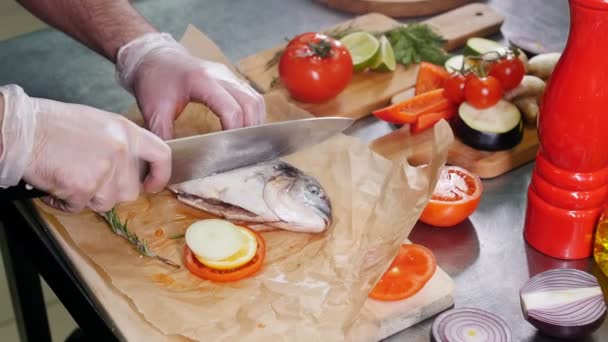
[165, 116, 354, 185]
[1, 116, 354, 200]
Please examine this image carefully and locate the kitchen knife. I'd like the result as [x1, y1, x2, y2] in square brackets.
[1, 117, 354, 200]
[166, 116, 353, 185]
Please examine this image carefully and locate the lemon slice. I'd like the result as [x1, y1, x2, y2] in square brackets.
[185, 219, 243, 261]
[195, 226, 258, 270]
[370, 35, 396, 72]
[340, 31, 380, 72]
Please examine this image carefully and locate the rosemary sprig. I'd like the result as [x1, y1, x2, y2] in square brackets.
[101, 209, 180, 269]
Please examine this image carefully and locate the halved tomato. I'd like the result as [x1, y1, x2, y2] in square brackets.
[184, 226, 266, 283]
[368, 244, 437, 301]
[419, 165, 482, 227]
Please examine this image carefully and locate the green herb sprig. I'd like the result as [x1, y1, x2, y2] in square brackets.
[382, 23, 450, 67]
[101, 209, 180, 269]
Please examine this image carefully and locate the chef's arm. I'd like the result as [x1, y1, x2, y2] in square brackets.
[16, 0, 266, 140]
[16, 0, 157, 62]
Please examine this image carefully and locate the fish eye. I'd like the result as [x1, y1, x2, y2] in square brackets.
[307, 185, 320, 195]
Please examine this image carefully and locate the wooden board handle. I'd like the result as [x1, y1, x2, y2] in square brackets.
[314, 0, 477, 18]
[427, 3, 505, 51]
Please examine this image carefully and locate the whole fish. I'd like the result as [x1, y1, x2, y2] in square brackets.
[168, 160, 332, 233]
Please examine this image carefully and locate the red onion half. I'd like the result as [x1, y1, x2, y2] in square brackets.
[520, 268, 607, 339]
[431, 307, 512, 342]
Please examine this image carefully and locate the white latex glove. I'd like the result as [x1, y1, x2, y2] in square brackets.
[0, 84, 171, 213]
[115, 32, 266, 140]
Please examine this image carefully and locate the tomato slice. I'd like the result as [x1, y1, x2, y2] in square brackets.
[184, 226, 266, 283]
[419, 165, 482, 227]
[368, 244, 437, 301]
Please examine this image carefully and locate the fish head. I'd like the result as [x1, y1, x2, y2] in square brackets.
[263, 163, 332, 232]
[290, 174, 332, 223]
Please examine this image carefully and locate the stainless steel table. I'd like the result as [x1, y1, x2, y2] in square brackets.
[2, 0, 606, 341]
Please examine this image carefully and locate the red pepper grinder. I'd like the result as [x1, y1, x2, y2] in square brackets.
[523, 0, 608, 260]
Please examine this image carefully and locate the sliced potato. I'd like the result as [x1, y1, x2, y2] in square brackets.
[505, 75, 546, 101]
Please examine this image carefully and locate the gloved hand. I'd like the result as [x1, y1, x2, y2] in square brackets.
[0, 84, 171, 213]
[115, 32, 266, 140]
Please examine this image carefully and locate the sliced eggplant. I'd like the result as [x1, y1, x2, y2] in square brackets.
[444, 55, 471, 73]
[453, 100, 524, 151]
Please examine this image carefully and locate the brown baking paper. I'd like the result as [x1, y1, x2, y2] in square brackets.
[33, 25, 453, 341]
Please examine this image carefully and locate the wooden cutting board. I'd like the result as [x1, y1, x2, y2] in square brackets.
[367, 248, 454, 340]
[370, 122, 539, 179]
[41, 217, 454, 342]
[235, 3, 504, 120]
[315, 0, 475, 18]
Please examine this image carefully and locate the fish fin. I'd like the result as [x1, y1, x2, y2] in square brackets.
[175, 193, 264, 222]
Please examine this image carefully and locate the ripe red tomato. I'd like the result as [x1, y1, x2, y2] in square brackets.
[279, 32, 353, 103]
[488, 56, 526, 91]
[464, 75, 503, 109]
[444, 73, 468, 105]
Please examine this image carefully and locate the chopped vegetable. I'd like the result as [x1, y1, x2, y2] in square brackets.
[527, 52, 562, 80]
[513, 96, 539, 126]
[419, 165, 482, 227]
[504, 75, 545, 101]
[372, 88, 451, 124]
[463, 37, 504, 57]
[520, 268, 607, 339]
[184, 224, 266, 283]
[194, 226, 259, 271]
[415, 62, 450, 95]
[432, 307, 512, 342]
[368, 244, 437, 301]
[185, 219, 244, 261]
[444, 54, 472, 73]
[390, 88, 416, 105]
[453, 100, 524, 151]
[410, 108, 456, 134]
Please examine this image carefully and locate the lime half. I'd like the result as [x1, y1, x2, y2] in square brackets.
[340, 31, 380, 72]
[370, 35, 396, 72]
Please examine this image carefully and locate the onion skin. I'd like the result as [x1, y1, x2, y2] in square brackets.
[520, 268, 607, 339]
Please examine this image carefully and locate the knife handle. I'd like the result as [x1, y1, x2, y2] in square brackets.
[0, 180, 48, 201]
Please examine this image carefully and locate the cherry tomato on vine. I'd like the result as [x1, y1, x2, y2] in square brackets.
[464, 75, 503, 109]
[489, 56, 526, 91]
[279, 32, 353, 103]
[444, 73, 468, 105]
